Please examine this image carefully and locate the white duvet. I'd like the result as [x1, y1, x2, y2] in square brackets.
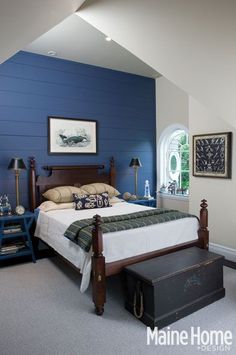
[35, 202, 199, 292]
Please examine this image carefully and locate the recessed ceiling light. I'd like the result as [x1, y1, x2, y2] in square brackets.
[48, 50, 57, 56]
[105, 36, 112, 42]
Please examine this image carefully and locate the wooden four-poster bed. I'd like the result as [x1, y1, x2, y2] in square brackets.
[29, 157, 209, 315]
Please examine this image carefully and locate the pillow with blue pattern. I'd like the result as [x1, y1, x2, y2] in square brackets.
[73, 192, 111, 210]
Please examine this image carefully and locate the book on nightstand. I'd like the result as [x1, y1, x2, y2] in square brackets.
[0, 241, 27, 255]
[2, 224, 22, 234]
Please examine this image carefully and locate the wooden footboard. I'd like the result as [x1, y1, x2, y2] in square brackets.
[91, 199, 209, 315]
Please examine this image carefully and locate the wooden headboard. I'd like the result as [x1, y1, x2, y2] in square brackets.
[29, 157, 116, 211]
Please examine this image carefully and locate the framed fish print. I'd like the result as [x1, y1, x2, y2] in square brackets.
[192, 132, 232, 178]
[48, 116, 97, 154]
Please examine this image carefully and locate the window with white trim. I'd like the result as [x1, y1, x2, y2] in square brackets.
[160, 128, 189, 195]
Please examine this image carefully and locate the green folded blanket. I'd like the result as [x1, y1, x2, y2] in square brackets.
[64, 208, 197, 252]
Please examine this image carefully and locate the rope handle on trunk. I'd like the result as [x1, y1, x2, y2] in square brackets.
[133, 281, 144, 319]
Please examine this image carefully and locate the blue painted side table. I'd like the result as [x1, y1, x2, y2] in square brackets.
[0, 211, 36, 263]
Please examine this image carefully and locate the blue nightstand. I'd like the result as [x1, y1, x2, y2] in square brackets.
[128, 199, 156, 207]
[0, 212, 36, 263]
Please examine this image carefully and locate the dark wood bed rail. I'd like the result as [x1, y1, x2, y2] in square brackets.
[42, 165, 105, 170]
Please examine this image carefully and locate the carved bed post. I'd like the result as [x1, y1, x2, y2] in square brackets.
[29, 157, 37, 212]
[110, 157, 116, 187]
[92, 215, 106, 315]
[28, 157, 40, 253]
[198, 199, 209, 250]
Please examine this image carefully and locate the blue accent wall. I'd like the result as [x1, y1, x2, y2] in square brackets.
[0, 51, 156, 208]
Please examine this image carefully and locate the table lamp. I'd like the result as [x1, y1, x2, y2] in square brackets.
[8, 158, 26, 207]
[129, 157, 142, 196]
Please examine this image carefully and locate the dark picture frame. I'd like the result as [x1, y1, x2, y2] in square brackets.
[48, 116, 97, 154]
[192, 132, 232, 178]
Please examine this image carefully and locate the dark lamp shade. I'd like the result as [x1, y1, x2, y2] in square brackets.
[129, 158, 142, 168]
[8, 158, 26, 171]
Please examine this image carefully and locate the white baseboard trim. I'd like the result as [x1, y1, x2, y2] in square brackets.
[209, 242, 236, 262]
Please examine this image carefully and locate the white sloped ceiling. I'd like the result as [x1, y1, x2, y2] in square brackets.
[79, 0, 236, 128]
[0, 0, 85, 64]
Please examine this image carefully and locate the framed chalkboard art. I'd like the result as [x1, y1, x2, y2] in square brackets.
[193, 132, 232, 178]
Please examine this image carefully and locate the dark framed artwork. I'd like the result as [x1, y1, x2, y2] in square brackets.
[48, 116, 97, 154]
[192, 132, 232, 178]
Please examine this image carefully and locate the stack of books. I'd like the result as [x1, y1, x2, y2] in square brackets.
[2, 224, 22, 234]
[0, 241, 26, 255]
[1, 224, 25, 255]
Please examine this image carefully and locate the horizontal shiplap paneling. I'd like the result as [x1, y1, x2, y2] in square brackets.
[0, 51, 156, 208]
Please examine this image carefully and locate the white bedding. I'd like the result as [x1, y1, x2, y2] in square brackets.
[35, 202, 199, 292]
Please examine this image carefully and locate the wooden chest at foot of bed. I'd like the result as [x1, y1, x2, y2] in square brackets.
[123, 247, 225, 329]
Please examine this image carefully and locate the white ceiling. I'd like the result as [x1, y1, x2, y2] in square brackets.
[79, 0, 236, 129]
[0, 0, 85, 64]
[24, 13, 159, 78]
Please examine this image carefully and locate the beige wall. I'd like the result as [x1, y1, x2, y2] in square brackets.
[189, 97, 236, 250]
[156, 77, 236, 253]
[156, 77, 188, 141]
[156, 77, 189, 212]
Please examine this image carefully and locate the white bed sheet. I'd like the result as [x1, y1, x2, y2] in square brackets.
[35, 202, 199, 292]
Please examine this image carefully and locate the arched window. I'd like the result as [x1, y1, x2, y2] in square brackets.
[159, 126, 189, 195]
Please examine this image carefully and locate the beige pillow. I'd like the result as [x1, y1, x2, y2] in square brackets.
[38, 201, 74, 212]
[42, 186, 87, 203]
[81, 183, 120, 198]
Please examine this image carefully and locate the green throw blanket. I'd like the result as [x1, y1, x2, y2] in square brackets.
[64, 208, 197, 253]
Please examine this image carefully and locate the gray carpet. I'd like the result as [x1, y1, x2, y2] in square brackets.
[0, 258, 235, 355]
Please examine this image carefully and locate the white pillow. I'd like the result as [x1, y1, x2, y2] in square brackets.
[38, 201, 74, 212]
[109, 196, 124, 204]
